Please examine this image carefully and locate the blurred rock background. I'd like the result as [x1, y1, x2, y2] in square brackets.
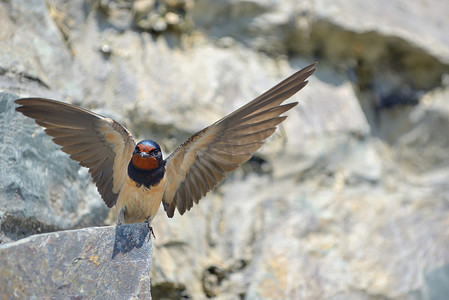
[1, 0, 449, 299]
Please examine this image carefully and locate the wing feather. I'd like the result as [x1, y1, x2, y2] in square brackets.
[212, 142, 263, 154]
[15, 98, 136, 208]
[231, 116, 287, 134]
[162, 62, 317, 217]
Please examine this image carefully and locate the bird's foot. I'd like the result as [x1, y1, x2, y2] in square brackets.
[116, 207, 126, 226]
[144, 220, 156, 241]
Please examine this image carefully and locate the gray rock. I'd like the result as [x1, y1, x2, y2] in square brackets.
[0, 0, 84, 98]
[393, 85, 449, 174]
[0, 223, 153, 299]
[193, 0, 449, 63]
[151, 148, 449, 298]
[192, 0, 449, 112]
[310, 0, 449, 64]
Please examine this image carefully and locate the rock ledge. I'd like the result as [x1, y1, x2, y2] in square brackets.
[0, 223, 152, 299]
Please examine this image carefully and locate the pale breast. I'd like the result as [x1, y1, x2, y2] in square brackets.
[114, 175, 167, 224]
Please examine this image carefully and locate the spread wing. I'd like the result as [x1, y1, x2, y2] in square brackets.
[162, 62, 317, 217]
[15, 98, 136, 208]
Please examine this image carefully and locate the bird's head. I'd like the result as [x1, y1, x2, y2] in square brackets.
[131, 140, 164, 171]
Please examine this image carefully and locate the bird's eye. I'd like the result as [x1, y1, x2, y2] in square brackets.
[152, 149, 159, 155]
[135, 146, 140, 152]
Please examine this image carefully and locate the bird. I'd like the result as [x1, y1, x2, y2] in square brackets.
[15, 62, 317, 235]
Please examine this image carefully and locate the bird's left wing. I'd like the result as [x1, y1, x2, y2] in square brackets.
[162, 62, 317, 217]
[15, 98, 136, 208]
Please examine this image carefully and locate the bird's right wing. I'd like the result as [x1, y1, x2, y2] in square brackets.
[162, 63, 317, 217]
[15, 98, 136, 208]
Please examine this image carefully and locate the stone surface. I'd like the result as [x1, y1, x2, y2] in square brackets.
[310, 0, 449, 64]
[192, 0, 449, 111]
[0, 223, 153, 299]
[392, 85, 449, 174]
[0, 0, 83, 97]
[192, 0, 449, 61]
[0, 0, 449, 299]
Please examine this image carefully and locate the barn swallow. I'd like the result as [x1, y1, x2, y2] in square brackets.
[15, 62, 317, 235]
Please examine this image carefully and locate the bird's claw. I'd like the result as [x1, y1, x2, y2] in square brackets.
[145, 220, 156, 241]
[116, 207, 126, 226]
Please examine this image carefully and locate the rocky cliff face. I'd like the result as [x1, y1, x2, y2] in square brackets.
[1, 0, 449, 299]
